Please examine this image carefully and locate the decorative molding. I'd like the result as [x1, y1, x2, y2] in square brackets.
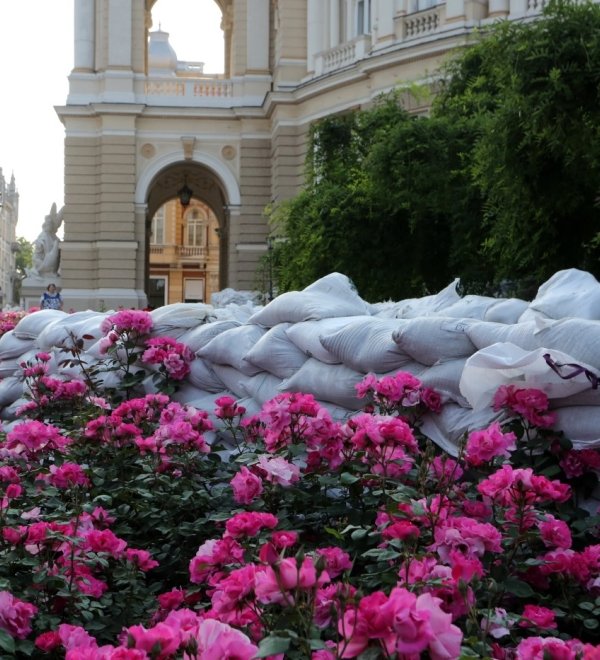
[181, 136, 196, 160]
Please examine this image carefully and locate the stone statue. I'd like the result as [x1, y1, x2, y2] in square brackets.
[30, 203, 63, 278]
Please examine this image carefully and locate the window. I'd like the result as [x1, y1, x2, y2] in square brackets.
[184, 278, 204, 302]
[151, 207, 165, 245]
[357, 0, 371, 35]
[185, 208, 206, 247]
[148, 276, 167, 308]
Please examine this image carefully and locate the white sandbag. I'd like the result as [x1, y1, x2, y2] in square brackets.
[552, 406, 600, 449]
[240, 372, 283, 406]
[212, 302, 259, 323]
[35, 312, 108, 351]
[247, 273, 370, 327]
[0, 376, 24, 408]
[528, 269, 600, 320]
[1, 397, 30, 422]
[440, 295, 499, 320]
[392, 317, 476, 366]
[211, 289, 261, 307]
[484, 298, 529, 324]
[389, 278, 461, 319]
[549, 389, 600, 408]
[197, 324, 267, 376]
[375, 362, 428, 378]
[0, 331, 35, 360]
[210, 364, 255, 399]
[420, 358, 470, 407]
[420, 404, 507, 457]
[244, 323, 308, 379]
[0, 348, 40, 378]
[150, 303, 216, 338]
[285, 317, 365, 364]
[12, 309, 68, 339]
[460, 344, 600, 411]
[320, 318, 415, 374]
[167, 382, 223, 404]
[187, 357, 226, 393]
[466, 321, 539, 351]
[279, 359, 364, 410]
[179, 320, 241, 354]
[534, 318, 600, 371]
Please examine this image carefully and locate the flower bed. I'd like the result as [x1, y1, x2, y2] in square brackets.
[0, 309, 600, 659]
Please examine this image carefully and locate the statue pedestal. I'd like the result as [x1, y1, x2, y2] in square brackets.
[21, 276, 62, 311]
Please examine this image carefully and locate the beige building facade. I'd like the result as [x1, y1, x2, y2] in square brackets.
[57, 0, 547, 309]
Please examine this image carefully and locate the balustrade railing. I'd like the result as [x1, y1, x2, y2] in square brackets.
[402, 6, 443, 39]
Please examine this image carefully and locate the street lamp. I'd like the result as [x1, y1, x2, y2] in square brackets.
[267, 236, 274, 302]
[178, 178, 193, 207]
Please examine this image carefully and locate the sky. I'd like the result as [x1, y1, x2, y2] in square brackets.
[0, 0, 224, 243]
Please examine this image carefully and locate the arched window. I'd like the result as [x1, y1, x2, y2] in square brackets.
[151, 207, 165, 245]
[185, 208, 206, 247]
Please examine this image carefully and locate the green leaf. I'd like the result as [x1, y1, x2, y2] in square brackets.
[340, 472, 360, 485]
[0, 630, 15, 655]
[254, 636, 292, 658]
[504, 577, 535, 598]
[584, 618, 599, 630]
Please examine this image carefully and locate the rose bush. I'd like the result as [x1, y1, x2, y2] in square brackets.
[0, 311, 599, 658]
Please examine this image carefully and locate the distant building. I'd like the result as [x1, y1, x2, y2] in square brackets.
[58, 0, 552, 310]
[148, 197, 220, 307]
[0, 169, 18, 306]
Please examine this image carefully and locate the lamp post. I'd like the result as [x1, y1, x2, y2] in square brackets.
[267, 236, 274, 302]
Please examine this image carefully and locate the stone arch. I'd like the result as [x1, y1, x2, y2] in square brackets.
[139, 157, 238, 292]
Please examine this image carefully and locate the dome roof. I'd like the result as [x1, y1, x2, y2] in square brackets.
[148, 29, 178, 74]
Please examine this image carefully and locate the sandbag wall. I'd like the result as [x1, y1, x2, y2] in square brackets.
[1, 270, 600, 455]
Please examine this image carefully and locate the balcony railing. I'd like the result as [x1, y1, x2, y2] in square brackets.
[323, 43, 357, 73]
[402, 5, 444, 39]
[149, 245, 208, 259]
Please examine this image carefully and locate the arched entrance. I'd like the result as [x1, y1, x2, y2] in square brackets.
[144, 163, 230, 306]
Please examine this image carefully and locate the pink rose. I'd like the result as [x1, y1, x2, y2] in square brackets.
[230, 466, 263, 504]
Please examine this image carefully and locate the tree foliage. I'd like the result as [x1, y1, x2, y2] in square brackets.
[268, 0, 600, 301]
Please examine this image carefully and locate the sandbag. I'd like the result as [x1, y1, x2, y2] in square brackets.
[35, 312, 108, 351]
[0, 332, 35, 360]
[247, 273, 370, 327]
[244, 323, 308, 379]
[197, 324, 267, 376]
[398, 278, 462, 319]
[439, 295, 499, 320]
[279, 359, 364, 410]
[420, 404, 507, 457]
[285, 317, 366, 364]
[420, 358, 470, 407]
[150, 303, 216, 338]
[179, 320, 241, 354]
[0, 376, 24, 408]
[528, 269, 600, 320]
[240, 372, 283, 406]
[210, 364, 255, 399]
[484, 298, 529, 324]
[466, 321, 539, 352]
[187, 358, 226, 393]
[392, 317, 476, 366]
[12, 309, 68, 339]
[552, 406, 600, 449]
[534, 317, 600, 371]
[460, 344, 600, 411]
[320, 318, 414, 374]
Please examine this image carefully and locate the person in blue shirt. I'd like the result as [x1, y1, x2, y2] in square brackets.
[40, 283, 63, 310]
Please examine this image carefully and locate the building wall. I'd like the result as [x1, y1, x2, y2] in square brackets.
[58, 0, 557, 309]
[0, 170, 18, 306]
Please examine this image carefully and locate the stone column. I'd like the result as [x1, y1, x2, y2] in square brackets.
[74, 0, 95, 71]
[307, 0, 324, 73]
[108, 0, 132, 67]
[246, 0, 269, 72]
[330, 0, 340, 48]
